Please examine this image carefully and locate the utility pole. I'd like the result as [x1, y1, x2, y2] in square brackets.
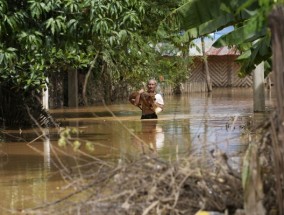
[253, 62, 265, 112]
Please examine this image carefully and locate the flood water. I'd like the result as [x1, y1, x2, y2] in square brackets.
[0, 88, 276, 214]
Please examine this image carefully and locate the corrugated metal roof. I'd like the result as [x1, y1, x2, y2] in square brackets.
[206, 46, 240, 56]
[189, 39, 214, 56]
[189, 38, 240, 56]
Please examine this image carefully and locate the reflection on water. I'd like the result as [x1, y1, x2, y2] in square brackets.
[0, 88, 276, 212]
[131, 120, 165, 153]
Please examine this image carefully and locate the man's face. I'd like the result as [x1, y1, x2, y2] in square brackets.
[147, 81, 156, 92]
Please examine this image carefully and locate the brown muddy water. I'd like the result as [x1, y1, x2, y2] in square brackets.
[0, 88, 276, 214]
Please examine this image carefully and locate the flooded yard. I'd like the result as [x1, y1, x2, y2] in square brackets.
[0, 88, 276, 213]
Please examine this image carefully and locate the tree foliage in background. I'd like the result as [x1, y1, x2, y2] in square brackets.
[114, 0, 188, 92]
[0, 0, 190, 103]
[0, 0, 146, 93]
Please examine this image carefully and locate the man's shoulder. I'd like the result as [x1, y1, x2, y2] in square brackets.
[155, 93, 163, 98]
[155, 93, 164, 105]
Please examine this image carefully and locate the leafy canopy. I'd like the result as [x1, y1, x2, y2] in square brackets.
[0, 0, 146, 93]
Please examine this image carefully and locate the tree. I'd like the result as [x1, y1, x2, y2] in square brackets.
[0, 0, 147, 95]
[268, 5, 284, 214]
[0, 0, 148, 125]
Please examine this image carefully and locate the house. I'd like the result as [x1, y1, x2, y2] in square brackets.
[172, 36, 254, 93]
[188, 45, 253, 89]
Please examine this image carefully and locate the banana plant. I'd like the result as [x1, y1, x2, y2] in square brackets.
[159, 0, 276, 76]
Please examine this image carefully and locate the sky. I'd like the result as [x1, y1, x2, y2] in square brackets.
[189, 26, 234, 56]
[210, 26, 234, 40]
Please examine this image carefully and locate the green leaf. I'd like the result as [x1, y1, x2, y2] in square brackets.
[86, 141, 95, 151]
[196, 14, 235, 36]
[237, 49, 251, 60]
[73, 140, 81, 151]
[213, 14, 267, 47]
[168, 0, 231, 30]
[0, 53, 4, 64]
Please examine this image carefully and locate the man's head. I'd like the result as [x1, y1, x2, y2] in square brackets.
[147, 79, 157, 93]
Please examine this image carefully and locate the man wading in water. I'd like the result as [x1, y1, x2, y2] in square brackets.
[134, 79, 164, 119]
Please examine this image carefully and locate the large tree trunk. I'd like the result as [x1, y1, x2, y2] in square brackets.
[68, 68, 78, 107]
[269, 6, 284, 214]
[83, 52, 100, 105]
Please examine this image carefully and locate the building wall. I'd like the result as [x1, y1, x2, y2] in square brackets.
[190, 56, 253, 87]
[162, 56, 253, 94]
[164, 56, 253, 94]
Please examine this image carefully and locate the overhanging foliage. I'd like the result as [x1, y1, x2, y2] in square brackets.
[159, 0, 275, 76]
